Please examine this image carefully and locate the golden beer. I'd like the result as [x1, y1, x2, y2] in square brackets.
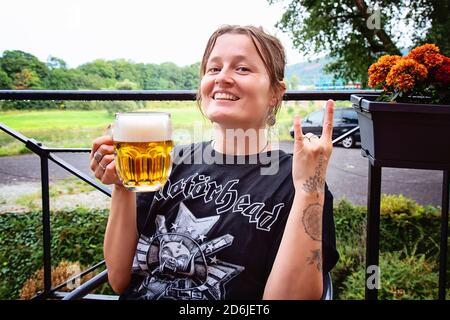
[113, 112, 173, 192]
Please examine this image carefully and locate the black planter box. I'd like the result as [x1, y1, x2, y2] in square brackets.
[351, 94, 450, 169]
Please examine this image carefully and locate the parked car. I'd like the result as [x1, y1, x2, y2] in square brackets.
[289, 107, 360, 148]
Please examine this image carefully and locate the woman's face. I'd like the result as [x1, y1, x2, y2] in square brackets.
[200, 33, 275, 129]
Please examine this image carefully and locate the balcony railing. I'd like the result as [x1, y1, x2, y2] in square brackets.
[0, 89, 376, 300]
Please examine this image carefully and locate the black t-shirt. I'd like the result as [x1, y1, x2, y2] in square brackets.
[120, 141, 339, 300]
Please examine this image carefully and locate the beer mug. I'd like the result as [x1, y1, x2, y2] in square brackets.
[113, 112, 173, 192]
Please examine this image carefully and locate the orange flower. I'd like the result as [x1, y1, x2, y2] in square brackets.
[393, 74, 415, 91]
[406, 44, 441, 68]
[386, 58, 428, 92]
[423, 53, 445, 68]
[367, 43, 449, 103]
[434, 56, 450, 86]
[368, 55, 402, 88]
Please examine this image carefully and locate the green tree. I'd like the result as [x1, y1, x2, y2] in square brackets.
[46, 55, 67, 70]
[181, 63, 200, 89]
[0, 69, 12, 89]
[46, 68, 77, 89]
[78, 73, 115, 89]
[12, 69, 41, 89]
[115, 79, 139, 90]
[78, 59, 115, 79]
[269, 0, 450, 86]
[0, 49, 200, 92]
[159, 62, 181, 89]
[110, 59, 140, 83]
[140, 64, 161, 89]
[409, 0, 450, 55]
[1, 50, 49, 80]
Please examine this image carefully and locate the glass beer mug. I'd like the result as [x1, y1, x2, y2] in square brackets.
[113, 112, 173, 192]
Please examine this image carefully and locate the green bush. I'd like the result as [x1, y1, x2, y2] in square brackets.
[333, 196, 441, 257]
[102, 101, 138, 115]
[380, 194, 439, 220]
[0, 208, 109, 299]
[0, 100, 61, 110]
[332, 196, 446, 300]
[62, 101, 104, 110]
[333, 199, 367, 298]
[379, 194, 441, 257]
[339, 249, 440, 300]
[0, 195, 446, 300]
[333, 198, 366, 245]
[0, 100, 141, 112]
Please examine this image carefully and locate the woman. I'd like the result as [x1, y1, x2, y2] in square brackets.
[90, 25, 338, 300]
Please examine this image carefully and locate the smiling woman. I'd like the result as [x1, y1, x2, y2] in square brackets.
[200, 33, 275, 132]
[91, 25, 339, 300]
[198, 26, 286, 137]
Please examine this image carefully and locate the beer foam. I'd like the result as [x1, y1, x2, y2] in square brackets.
[113, 114, 172, 142]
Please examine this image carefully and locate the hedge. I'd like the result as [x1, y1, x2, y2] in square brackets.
[0, 195, 448, 300]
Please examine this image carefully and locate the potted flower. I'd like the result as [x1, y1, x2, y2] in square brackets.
[351, 44, 450, 168]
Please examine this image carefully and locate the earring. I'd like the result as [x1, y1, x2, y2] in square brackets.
[266, 112, 276, 126]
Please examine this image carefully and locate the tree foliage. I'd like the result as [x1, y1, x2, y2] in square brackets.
[0, 51, 201, 94]
[46, 56, 67, 70]
[12, 69, 42, 89]
[0, 69, 12, 89]
[1, 50, 49, 80]
[269, 0, 450, 85]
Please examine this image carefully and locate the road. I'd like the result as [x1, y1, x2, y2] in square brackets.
[0, 142, 444, 206]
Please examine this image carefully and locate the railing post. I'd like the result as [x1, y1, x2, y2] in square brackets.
[40, 154, 52, 295]
[365, 163, 381, 300]
[439, 170, 449, 300]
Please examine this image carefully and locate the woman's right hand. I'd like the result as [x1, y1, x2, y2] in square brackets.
[90, 135, 122, 185]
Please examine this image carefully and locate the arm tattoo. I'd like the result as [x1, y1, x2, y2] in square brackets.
[302, 203, 322, 241]
[306, 249, 323, 272]
[302, 152, 325, 195]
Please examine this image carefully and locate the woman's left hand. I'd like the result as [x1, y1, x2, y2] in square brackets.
[292, 99, 334, 194]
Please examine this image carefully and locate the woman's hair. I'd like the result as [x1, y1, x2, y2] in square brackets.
[197, 25, 287, 126]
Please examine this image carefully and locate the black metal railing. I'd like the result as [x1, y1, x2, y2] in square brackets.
[0, 89, 374, 300]
[0, 123, 112, 300]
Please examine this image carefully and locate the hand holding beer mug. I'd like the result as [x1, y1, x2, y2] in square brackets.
[90, 112, 173, 192]
[113, 112, 173, 192]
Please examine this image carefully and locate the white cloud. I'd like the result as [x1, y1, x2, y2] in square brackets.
[0, 0, 305, 67]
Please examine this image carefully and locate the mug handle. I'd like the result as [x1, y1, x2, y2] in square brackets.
[104, 123, 113, 137]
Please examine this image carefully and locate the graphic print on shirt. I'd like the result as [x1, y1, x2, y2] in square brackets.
[132, 201, 245, 300]
[155, 174, 285, 231]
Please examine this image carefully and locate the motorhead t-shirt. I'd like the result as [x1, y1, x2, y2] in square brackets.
[120, 141, 339, 300]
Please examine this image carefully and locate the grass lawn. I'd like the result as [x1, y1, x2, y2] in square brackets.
[0, 100, 347, 156]
[0, 110, 113, 130]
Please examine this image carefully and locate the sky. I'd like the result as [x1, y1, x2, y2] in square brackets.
[0, 0, 307, 68]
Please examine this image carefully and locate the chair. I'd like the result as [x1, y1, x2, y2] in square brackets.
[321, 272, 333, 300]
[61, 269, 116, 300]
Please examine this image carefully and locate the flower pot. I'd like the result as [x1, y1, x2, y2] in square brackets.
[351, 94, 450, 169]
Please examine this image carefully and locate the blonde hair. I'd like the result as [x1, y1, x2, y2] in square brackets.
[197, 25, 286, 126]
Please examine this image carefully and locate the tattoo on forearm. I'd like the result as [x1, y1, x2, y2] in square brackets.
[306, 249, 323, 272]
[302, 203, 322, 241]
[302, 152, 325, 195]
